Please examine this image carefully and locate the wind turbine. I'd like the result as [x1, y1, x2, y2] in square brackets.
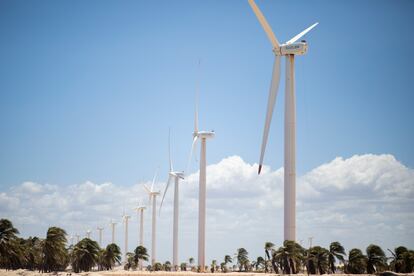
[143, 173, 160, 266]
[122, 213, 131, 264]
[160, 129, 184, 270]
[97, 226, 104, 247]
[248, 0, 318, 241]
[187, 87, 215, 272]
[109, 220, 117, 244]
[134, 201, 146, 269]
[86, 229, 91, 239]
[133, 202, 146, 247]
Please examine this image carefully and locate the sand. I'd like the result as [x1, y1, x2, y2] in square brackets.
[1, 269, 414, 276]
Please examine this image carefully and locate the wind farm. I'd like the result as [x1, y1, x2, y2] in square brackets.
[0, 0, 413, 276]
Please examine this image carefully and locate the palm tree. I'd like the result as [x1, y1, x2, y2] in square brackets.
[328, 241, 346, 273]
[162, 260, 172, 271]
[6, 237, 26, 270]
[255, 256, 265, 271]
[100, 243, 121, 270]
[189, 257, 195, 271]
[223, 254, 232, 271]
[211, 259, 217, 272]
[0, 219, 20, 269]
[153, 262, 162, 271]
[273, 240, 304, 274]
[388, 246, 414, 273]
[23, 237, 43, 271]
[346, 248, 367, 274]
[71, 238, 100, 272]
[366, 244, 386, 273]
[236, 248, 249, 271]
[264, 242, 274, 273]
[124, 252, 135, 270]
[42, 227, 67, 272]
[308, 246, 329, 274]
[224, 254, 232, 265]
[180, 262, 187, 271]
[134, 245, 149, 269]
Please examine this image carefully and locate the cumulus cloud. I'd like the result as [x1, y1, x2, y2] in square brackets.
[0, 154, 413, 263]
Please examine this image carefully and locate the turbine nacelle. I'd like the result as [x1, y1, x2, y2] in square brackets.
[196, 131, 215, 139]
[275, 42, 308, 56]
[134, 206, 146, 211]
[170, 171, 185, 179]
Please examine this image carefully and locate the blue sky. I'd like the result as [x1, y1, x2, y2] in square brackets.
[1, 0, 414, 263]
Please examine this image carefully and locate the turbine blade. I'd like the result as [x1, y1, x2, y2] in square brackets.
[258, 55, 281, 174]
[195, 98, 199, 134]
[248, 0, 280, 49]
[143, 184, 151, 194]
[159, 175, 173, 215]
[169, 128, 173, 172]
[151, 169, 158, 192]
[285, 22, 318, 45]
[186, 136, 199, 174]
[195, 60, 200, 133]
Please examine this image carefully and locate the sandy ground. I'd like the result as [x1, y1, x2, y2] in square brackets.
[1, 269, 414, 276]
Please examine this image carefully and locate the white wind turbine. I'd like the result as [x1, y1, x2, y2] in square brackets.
[143, 173, 160, 266]
[187, 93, 215, 272]
[122, 212, 131, 264]
[86, 229, 91, 239]
[133, 201, 146, 247]
[97, 226, 104, 247]
[133, 201, 146, 269]
[160, 129, 184, 270]
[248, 0, 318, 241]
[109, 220, 117, 244]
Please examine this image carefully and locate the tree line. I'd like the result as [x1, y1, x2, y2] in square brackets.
[1, 218, 413, 273]
[221, 241, 414, 274]
[0, 218, 150, 272]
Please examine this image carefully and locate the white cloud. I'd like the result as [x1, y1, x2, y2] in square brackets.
[0, 154, 413, 263]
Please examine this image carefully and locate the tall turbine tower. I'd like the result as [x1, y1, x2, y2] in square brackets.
[134, 202, 146, 269]
[134, 202, 146, 247]
[86, 230, 91, 239]
[109, 220, 117, 244]
[123, 213, 131, 264]
[248, 0, 318, 241]
[143, 173, 160, 265]
[188, 91, 215, 272]
[160, 129, 184, 270]
[97, 226, 104, 247]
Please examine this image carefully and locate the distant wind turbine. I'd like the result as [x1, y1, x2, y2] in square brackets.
[134, 201, 146, 269]
[248, 0, 318, 241]
[133, 202, 146, 247]
[143, 172, 160, 265]
[160, 129, 184, 270]
[86, 229, 91, 239]
[97, 226, 104, 247]
[122, 213, 131, 264]
[109, 220, 117, 244]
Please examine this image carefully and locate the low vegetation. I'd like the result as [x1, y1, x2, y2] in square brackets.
[1, 218, 413, 273]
